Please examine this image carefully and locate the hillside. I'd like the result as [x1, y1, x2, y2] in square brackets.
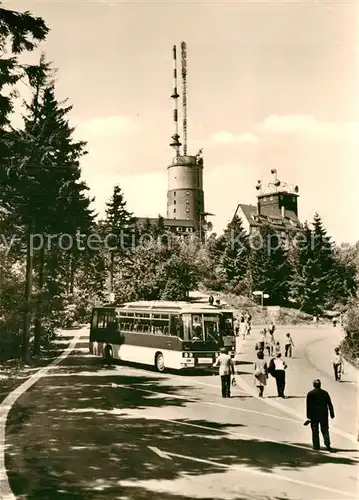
[192, 290, 315, 325]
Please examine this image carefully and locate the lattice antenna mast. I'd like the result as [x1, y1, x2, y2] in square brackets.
[181, 41, 188, 156]
[170, 45, 181, 158]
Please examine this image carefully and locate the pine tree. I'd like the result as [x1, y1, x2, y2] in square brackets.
[289, 217, 338, 314]
[289, 224, 322, 313]
[221, 215, 250, 287]
[10, 57, 94, 357]
[0, 4, 49, 127]
[103, 185, 134, 295]
[152, 214, 166, 239]
[250, 224, 291, 306]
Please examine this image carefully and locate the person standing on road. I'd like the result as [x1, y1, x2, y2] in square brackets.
[332, 316, 338, 328]
[234, 317, 240, 337]
[240, 317, 247, 340]
[284, 333, 294, 357]
[259, 328, 266, 351]
[268, 321, 276, 336]
[213, 347, 235, 398]
[274, 341, 281, 356]
[306, 379, 335, 451]
[269, 353, 287, 398]
[253, 350, 268, 397]
[332, 347, 344, 381]
[268, 331, 275, 356]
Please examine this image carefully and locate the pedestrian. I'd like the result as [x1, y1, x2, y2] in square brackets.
[246, 318, 251, 336]
[332, 316, 337, 328]
[240, 317, 247, 340]
[268, 331, 275, 356]
[213, 347, 235, 398]
[274, 341, 281, 356]
[269, 321, 276, 335]
[234, 318, 241, 355]
[253, 350, 268, 397]
[284, 333, 294, 357]
[332, 347, 344, 381]
[313, 315, 318, 327]
[259, 328, 266, 351]
[306, 379, 335, 451]
[265, 336, 271, 357]
[208, 295, 214, 306]
[234, 317, 239, 337]
[269, 353, 287, 398]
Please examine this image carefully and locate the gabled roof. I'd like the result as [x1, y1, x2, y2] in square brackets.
[235, 204, 302, 231]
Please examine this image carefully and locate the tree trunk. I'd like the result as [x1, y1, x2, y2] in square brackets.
[22, 220, 34, 363]
[33, 244, 45, 356]
[110, 252, 114, 295]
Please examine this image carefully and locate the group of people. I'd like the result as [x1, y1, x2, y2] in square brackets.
[213, 346, 336, 452]
[257, 326, 295, 358]
[253, 350, 288, 398]
[213, 320, 344, 452]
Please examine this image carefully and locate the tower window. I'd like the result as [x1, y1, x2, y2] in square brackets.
[174, 192, 176, 196]
[174, 208, 176, 213]
[174, 200, 176, 205]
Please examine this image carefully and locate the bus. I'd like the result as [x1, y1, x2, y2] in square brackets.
[89, 300, 235, 371]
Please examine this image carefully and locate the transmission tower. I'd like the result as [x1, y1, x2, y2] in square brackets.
[181, 41, 187, 156]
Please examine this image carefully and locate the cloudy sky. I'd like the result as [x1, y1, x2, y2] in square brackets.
[7, 0, 359, 243]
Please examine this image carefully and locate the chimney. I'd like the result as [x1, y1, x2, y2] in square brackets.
[281, 205, 285, 218]
[257, 197, 261, 215]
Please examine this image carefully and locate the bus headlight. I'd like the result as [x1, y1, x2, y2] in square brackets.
[182, 352, 188, 358]
[188, 352, 193, 358]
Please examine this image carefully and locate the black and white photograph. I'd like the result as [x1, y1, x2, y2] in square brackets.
[0, 1, 358, 499]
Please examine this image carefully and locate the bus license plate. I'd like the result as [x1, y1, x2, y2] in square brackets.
[198, 357, 212, 364]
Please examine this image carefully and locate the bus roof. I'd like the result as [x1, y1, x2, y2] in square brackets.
[95, 300, 233, 314]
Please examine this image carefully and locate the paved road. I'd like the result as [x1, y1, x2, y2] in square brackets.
[3, 325, 358, 500]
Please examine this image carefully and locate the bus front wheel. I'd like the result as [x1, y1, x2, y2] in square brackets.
[104, 345, 113, 364]
[155, 352, 165, 372]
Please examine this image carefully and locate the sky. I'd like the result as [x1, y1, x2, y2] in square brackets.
[5, 0, 359, 243]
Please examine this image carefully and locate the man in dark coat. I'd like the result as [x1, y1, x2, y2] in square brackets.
[306, 379, 335, 451]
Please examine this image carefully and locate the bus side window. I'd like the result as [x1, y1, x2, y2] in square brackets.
[97, 312, 107, 329]
[91, 310, 98, 328]
[171, 315, 183, 338]
[182, 314, 191, 341]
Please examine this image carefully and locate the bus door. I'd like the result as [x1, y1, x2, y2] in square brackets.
[220, 313, 235, 355]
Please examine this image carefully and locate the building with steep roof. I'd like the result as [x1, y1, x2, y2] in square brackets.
[234, 169, 302, 236]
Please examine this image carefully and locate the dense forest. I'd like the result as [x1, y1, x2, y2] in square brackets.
[0, 3, 358, 363]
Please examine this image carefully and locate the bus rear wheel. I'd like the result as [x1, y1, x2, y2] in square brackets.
[104, 344, 113, 364]
[155, 352, 165, 372]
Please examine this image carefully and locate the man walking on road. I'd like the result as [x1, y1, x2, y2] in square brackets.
[332, 347, 344, 381]
[284, 333, 294, 357]
[269, 353, 287, 398]
[213, 347, 235, 398]
[306, 379, 335, 452]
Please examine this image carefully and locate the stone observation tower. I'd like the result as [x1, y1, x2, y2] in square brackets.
[166, 42, 208, 235]
[233, 169, 301, 235]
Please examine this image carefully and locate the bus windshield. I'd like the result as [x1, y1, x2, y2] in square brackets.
[220, 313, 234, 335]
[189, 313, 220, 342]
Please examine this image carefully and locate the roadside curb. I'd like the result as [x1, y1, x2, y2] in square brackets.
[0, 330, 83, 500]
